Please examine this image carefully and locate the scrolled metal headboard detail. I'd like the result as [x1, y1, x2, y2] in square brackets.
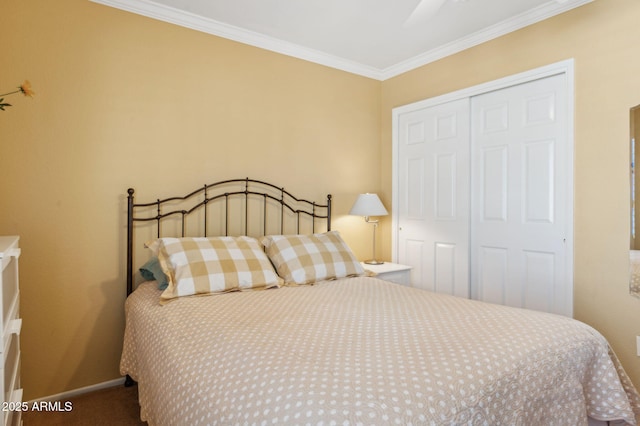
[126, 177, 332, 295]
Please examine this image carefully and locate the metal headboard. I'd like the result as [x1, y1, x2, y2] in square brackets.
[126, 177, 332, 295]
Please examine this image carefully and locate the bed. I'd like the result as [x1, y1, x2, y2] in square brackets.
[121, 178, 640, 425]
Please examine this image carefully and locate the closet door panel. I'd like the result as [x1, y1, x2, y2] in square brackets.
[398, 110, 428, 288]
[470, 74, 568, 315]
[406, 158, 425, 219]
[480, 146, 508, 222]
[434, 242, 457, 294]
[435, 153, 457, 219]
[522, 250, 555, 312]
[523, 139, 554, 223]
[477, 246, 508, 305]
[397, 99, 470, 297]
[404, 239, 427, 290]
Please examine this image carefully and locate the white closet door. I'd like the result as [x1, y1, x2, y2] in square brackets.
[470, 74, 569, 315]
[397, 98, 470, 297]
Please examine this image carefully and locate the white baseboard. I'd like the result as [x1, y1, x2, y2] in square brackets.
[27, 377, 126, 403]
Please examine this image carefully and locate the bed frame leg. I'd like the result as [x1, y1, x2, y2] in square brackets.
[124, 374, 136, 387]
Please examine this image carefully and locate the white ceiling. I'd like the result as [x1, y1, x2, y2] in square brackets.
[90, 0, 592, 80]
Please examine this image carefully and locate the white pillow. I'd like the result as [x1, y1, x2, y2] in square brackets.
[261, 231, 365, 285]
[146, 236, 282, 304]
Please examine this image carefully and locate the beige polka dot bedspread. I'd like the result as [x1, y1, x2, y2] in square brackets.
[120, 277, 640, 426]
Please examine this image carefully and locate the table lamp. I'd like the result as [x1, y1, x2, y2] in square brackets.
[349, 193, 388, 265]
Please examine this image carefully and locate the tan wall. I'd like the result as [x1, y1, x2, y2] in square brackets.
[380, 0, 640, 388]
[0, 0, 381, 399]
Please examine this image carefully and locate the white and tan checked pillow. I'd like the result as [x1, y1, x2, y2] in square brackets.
[146, 236, 283, 304]
[261, 231, 365, 286]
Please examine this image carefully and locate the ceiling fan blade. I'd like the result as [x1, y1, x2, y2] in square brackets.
[403, 0, 448, 27]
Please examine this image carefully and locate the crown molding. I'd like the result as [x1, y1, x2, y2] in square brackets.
[90, 0, 592, 81]
[379, 0, 592, 80]
[89, 0, 384, 79]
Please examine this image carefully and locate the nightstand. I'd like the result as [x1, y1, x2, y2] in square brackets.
[361, 262, 412, 286]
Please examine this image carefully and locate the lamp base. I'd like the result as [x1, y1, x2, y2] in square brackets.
[364, 259, 385, 265]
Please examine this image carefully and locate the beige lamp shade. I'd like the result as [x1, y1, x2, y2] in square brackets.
[349, 193, 388, 217]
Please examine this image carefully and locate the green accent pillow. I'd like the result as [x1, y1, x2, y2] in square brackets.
[140, 257, 169, 290]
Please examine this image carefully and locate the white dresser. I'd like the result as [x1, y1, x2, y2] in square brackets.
[0, 237, 22, 426]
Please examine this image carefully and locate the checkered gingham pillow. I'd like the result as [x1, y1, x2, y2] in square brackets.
[146, 236, 283, 304]
[261, 231, 365, 286]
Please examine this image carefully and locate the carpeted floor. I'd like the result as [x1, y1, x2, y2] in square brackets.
[22, 384, 145, 425]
